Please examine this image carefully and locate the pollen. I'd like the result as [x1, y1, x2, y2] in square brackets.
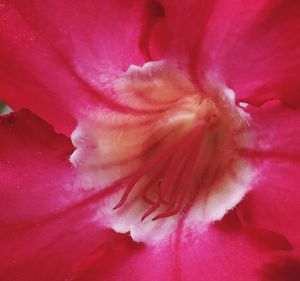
[70, 61, 254, 242]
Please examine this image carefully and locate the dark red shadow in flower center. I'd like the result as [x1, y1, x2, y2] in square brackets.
[259, 256, 300, 281]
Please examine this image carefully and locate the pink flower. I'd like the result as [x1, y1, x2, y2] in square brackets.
[1, 1, 300, 281]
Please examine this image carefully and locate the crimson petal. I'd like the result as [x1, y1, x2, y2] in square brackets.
[152, 0, 300, 107]
[69, 223, 271, 281]
[0, 1, 153, 135]
[0, 110, 112, 281]
[238, 101, 300, 251]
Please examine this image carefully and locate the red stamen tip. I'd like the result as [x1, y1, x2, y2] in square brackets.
[112, 201, 123, 210]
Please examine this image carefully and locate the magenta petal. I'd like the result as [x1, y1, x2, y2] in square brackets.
[202, 1, 300, 106]
[70, 234, 143, 281]
[0, 1, 151, 135]
[204, 1, 300, 107]
[70, 223, 270, 281]
[238, 101, 300, 251]
[0, 110, 110, 281]
[150, 0, 216, 68]
[153, 1, 300, 107]
[259, 255, 300, 281]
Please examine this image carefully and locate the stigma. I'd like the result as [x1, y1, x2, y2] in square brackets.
[70, 61, 254, 243]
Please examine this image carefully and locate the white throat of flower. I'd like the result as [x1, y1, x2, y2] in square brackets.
[70, 61, 255, 243]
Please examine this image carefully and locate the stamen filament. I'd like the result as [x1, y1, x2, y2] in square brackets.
[153, 124, 206, 220]
[113, 122, 206, 210]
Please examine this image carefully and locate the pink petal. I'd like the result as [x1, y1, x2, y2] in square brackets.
[70, 220, 272, 281]
[0, 1, 156, 135]
[152, 1, 300, 107]
[69, 234, 144, 281]
[204, 1, 300, 108]
[0, 110, 112, 281]
[237, 101, 300, 251]
[149, 0, 216, 68]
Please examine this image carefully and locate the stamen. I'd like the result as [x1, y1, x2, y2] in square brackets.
[157, 141, 193, 205]
[113, 121, 205, 209]
[141, 201, 161, 221]
[112, 177, 140, 209]
[141, 150, 191, 221]
[142, 177, 159, 205]
[158, 123, 206, 203]
[153, 123, 206, 220]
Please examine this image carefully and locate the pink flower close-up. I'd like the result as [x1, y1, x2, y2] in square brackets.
[1, 0, 300, 280]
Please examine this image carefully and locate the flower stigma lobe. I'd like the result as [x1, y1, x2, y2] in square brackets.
[70, 61, 254, 243]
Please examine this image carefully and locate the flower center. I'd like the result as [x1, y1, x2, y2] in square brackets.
[113, 97, 224, 220]
[71, 61, 254, 242]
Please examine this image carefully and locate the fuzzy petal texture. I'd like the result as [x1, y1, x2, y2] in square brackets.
[0, 110, 114, 281]
[151, 0, 300, 107]
[0, 0, 157, 135]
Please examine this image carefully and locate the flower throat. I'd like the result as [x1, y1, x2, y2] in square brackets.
[71, 61, 254, 241]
